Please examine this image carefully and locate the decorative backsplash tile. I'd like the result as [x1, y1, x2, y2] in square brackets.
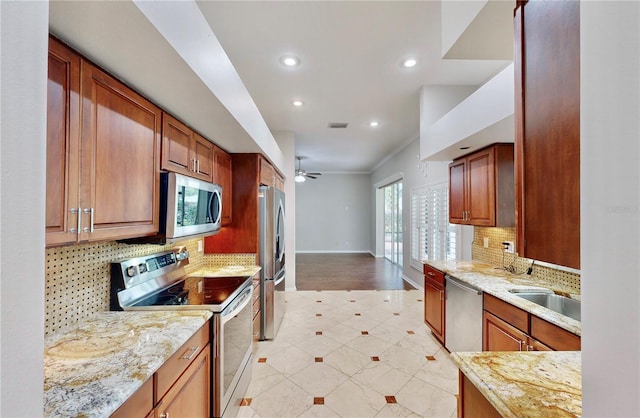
[44, 238, 255, 335]
[472, 227, 581, 294]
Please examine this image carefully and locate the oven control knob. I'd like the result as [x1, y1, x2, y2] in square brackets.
[138, 263, 147, 274]
[126, 265, 138, 277]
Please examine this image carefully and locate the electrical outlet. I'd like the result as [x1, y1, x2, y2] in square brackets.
[504, 241, 514, 253]
[483, 237, 489, 248]
[197, 239, 203, 252]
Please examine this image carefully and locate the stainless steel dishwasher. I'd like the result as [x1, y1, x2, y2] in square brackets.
[445, 275, 483, 352]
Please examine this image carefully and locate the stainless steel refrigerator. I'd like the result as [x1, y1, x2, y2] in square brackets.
[258, 186, 286, 340]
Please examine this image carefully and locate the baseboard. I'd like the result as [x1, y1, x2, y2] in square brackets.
[295, 250, 372, 254]
[403, 274, 423, 290]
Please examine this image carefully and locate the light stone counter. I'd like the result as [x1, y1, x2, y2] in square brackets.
[44, 310, 212, 417]
[190, 265, 261, 278]
[451, 351, 581, 418]
[424, 260, 581, 336]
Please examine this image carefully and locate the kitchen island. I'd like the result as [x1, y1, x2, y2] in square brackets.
[44, 310, 212, 417]
[451, 351, 581, 418]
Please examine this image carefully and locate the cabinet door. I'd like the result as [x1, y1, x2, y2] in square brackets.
[155, 344, 210, 418]
[515, 1, 580, 268]
[259, 157, 274, 186]
[213, 146, 233, 226]
[482, 311, 527, 351]
[81, 61, 161, 241]
[424, 279, 445, 344]
[46, 38, 81, 246]
[448, 159, 466, 224]
[466, 148, 495, 226]
[192, 132, 214, 182]
[161, 112, 193, 176]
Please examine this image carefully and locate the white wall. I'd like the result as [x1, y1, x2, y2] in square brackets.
[581, 2, 640, 416]
[0, 2, 49, 416]
[370, 137, 464, 287]
[295, 174, 371, 253]
[273, 132, 297, 290]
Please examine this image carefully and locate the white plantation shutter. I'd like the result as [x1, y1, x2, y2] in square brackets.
[411, 181, 456, 270]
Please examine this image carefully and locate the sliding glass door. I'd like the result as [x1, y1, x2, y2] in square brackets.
[383, 180, 403, 266]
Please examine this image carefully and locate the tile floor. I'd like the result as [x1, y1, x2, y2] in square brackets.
[239, 290, 459, 417]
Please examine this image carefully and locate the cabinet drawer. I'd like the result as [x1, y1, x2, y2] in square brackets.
[110, 377, 153, 418]
[423, 264, 445, 286]
[483, 294, 528, 333]
[156, 323, 210, 400]
[530, 316, 581, 351]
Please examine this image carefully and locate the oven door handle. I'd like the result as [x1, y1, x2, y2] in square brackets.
[221, 287, 252, 325]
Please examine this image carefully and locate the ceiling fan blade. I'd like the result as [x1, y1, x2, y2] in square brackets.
[306, 172, 322, 176]
[306, 175, 318, 179]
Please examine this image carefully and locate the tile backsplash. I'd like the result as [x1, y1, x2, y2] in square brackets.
[472, 227, 581, 294]
[45, 239, 255, 335]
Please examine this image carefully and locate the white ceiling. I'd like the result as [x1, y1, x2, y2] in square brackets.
[49, 1, 512, 174]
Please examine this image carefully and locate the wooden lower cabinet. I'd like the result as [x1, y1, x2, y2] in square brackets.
[458, 372, 502, 418]
[483, 294, 579, 352]
[155, 344, 210, 418]
[423, 264, 445, 345]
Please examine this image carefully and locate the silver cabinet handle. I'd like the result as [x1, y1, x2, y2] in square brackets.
[197, 159, 200, 173]
[83, 208, 94, 233]
[191, 158, 196, 172]
[160, 413, 169, 418]
[181, 346, 199, 360]
[70, 208, 80, 234]
[518, 340, 524, 351]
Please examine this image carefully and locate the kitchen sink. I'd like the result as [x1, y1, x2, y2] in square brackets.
[510, 291, 581, 321]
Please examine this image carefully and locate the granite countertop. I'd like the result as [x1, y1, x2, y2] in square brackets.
[44, 310, 212, 417]
[451, 351, 581, 418]
[424, 260, 581, 336]
[189, 265, 261, 278]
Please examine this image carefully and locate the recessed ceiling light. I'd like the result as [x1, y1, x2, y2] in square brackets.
[369, 121, 380, 127]
[280, 56, 300, 67]
[292, 100, 303, 107]
[403, 58, 417, 68]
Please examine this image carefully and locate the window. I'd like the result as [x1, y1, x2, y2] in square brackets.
[383, 180, 403, 266]
[410, 181, 457, 270]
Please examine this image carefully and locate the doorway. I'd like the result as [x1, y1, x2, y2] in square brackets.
[383, 180, 403, 266]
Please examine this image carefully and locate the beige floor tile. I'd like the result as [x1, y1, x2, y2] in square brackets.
[413, 348, 460, 395]
[294, 333, 344, 357]
[324, 344, 372, 376]
[345, 334, 394, 357]
[395, 376, 458, 417]
[297, 404, 341, 417]
[324, 378, 387, 418]
[245, 362, 286, 398]
[289, 362, 349, 397]
[380, 344, 429, 375]
[351, 361, 413, 395]
[265, 344, 315, 376]
[322, 322, 360, 344]
[250, 379, 313, 418]
[374, 403, 423, 418]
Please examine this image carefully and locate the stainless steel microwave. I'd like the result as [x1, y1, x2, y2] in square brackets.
[161, 172, 222, 242]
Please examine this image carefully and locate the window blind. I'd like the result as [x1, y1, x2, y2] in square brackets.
[410, 181, 456, 271]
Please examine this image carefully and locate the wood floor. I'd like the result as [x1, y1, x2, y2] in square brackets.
[295, 253, 415, 291]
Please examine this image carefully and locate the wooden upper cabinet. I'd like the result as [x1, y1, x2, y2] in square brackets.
[514, 0, 580, 269]
[46, 37, 160, 246]
[205, 153, 261, 255]
[161, 112, 214, 182]
[259, 157, 275, 186]
[46, 37, 81, 246]
[213, 145, 232, 226]
[80, 60, 161, 242]
[449, 143, 514, 227]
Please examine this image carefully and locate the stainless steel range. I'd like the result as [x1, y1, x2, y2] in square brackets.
[110, 249, 253, 418]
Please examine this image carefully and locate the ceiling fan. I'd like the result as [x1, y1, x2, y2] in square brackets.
[294, 157, 322, 183]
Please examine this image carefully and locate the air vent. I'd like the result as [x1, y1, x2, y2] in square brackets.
[328, 122, 349, 129]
